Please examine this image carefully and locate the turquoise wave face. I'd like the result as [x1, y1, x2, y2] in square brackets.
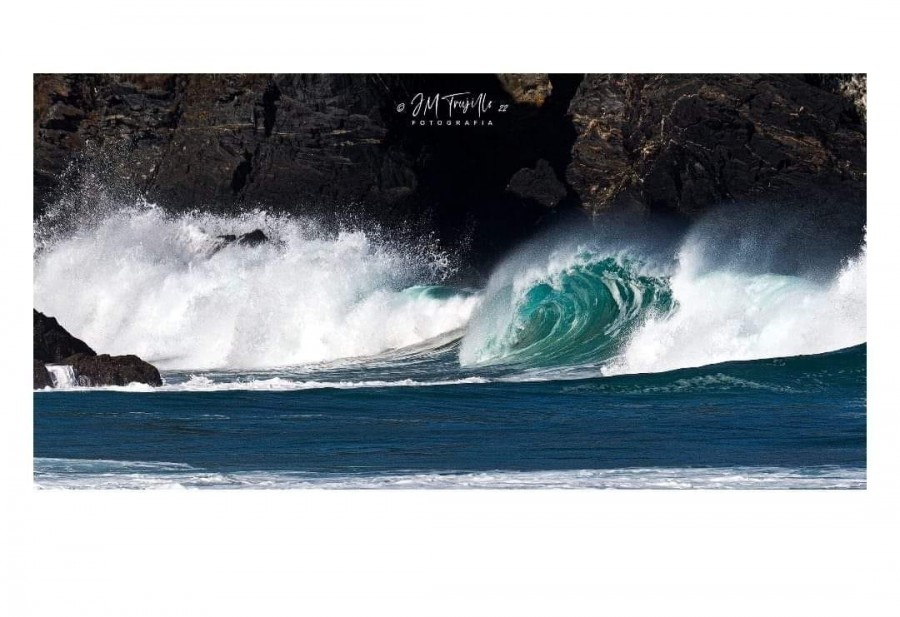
[460, 253, 674, 368]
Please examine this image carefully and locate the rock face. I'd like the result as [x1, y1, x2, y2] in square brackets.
[34, 73, 866, 274]
[62, 353, 162, 387]
[34, 74, 409, 216]
[34, 309, 95, 362]
[566, 74, 866, 219]
[33, 310, 161, 388]
[498, 74, 553, 107]
[33, 74, 585, 272]
[33, 360, 52, 389]
[506, 159, 567, 209]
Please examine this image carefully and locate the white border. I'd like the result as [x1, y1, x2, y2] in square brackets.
[3, 2, 899, 615]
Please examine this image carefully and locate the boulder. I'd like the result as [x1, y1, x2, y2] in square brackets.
[237, 229, 268, 246]
[33, 309, 162, 388]
[211, 228, 269, 255]
[62, 353, 162, 387]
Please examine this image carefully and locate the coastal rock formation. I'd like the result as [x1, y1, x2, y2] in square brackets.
[498, 74, 553, 107]
[210, 228, 269, 255]
[34, 74, 866, 273]
[34, 309, 95, 362]
[33, 360, 52, 389]
[33, 74, 585, 272]
[34, 74, 411, 217]
[33, 310, 161, 388]
[506, 159, 567, 209]
[565, 74, 866, 218]
[62, 353, 162, 387]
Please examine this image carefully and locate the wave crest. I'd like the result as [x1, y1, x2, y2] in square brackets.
[459, 250, 673, 367]
[33, 205, 479, 369]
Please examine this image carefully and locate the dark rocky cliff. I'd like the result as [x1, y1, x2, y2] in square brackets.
[567, 74, 866, 215]
[34, 73, 866, 272]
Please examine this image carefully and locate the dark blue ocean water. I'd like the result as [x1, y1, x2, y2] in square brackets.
[33, 344, 866, 489]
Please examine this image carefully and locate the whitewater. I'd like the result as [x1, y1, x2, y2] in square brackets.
[33, 204, 865, 383]
[33, 203, 867, 489]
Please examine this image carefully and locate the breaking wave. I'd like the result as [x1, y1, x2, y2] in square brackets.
[34, 205, 478, 370]
[34, 202, 866, 378]
[460, 233, 866, 374]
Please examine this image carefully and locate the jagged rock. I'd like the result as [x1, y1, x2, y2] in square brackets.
[498, 74, 553, 107]
[210, 229, 269, 255]
[566, 74, 866, 220]
[33, 360, 52, 389]
[33, 74, 413, 219]
[33, 74, 589, 276]
[840, 74, 867, 121]
[34, 310, 95, 363]
[33, 309, 161, 387]
[237, 229, 268, 246]
[506, 159, 567, 209]
[33, 73, 866, 276]
[63, 353, 162, 387]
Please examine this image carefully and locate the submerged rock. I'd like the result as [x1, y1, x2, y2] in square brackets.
[33, 360, 52, 389]
[33, 309, 95, 362]
[211, 228, 269, 255]
[62, 353, 162, 387]
[236, 229, 268, 246]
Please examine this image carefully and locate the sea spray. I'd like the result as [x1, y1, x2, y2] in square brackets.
[34, 205, 479, 369]
[460, 231, 866, 375]
[34, 202, 867, 377]
[458, 248, 674, 367]
[605, 239, 867, 375]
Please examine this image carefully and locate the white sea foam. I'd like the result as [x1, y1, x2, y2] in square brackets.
[33, 458, 866, 489]
[34, 203, 866, 379]
[45, 364, 78, 388]
[459, 231, 866, 376]
[35, 375, 490, 393]
[34, 206, 480, 370]
[606, 241, 867, 375]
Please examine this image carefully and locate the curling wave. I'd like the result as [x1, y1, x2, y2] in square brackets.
[34, 202, 866, 378]
[460, 236, 866, 375]
[459, 251, 674, 367]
